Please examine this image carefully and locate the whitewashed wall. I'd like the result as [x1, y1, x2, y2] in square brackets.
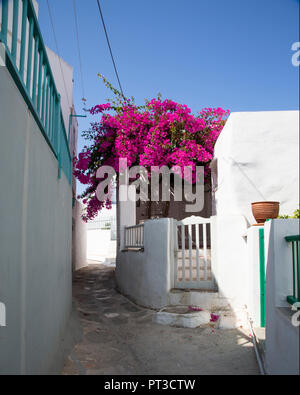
[87, 230, 116, 262]
[212, 111, 299, 224]
[264, 219, 300, 375]
[116, 218, 176, 309]
[72, 200, 87, 271]
[86, 204, 117, 262]
[0, 64, 72, 374]
[212, 215, 249, 324]
[246, 225, 264, 327]
[210, 110, 299, 325]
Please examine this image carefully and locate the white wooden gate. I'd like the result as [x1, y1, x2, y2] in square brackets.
[174, 216, 216, 290]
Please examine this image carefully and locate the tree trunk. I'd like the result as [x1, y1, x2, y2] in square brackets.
[147, 178, 152, 219]
[147, 200, 152, 219]
[163, 200, 170, 218]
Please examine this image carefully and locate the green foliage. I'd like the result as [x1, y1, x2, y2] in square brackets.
[97, 74, 147, 113]
[278, 205, 300, 219]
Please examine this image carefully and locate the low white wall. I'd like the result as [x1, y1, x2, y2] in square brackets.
[246, 226, 264, 327]
[116, 218, 176, 309]
[264, 219, 300, 375]
[213, 215, 249, 320]
[72, 200, 87, 271]
[213, 217, 299, 331]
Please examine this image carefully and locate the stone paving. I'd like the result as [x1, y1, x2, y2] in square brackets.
[62, 264, 259, 375]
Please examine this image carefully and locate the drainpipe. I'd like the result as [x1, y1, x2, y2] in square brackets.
[68, 113, 87, 150]
[248, 315, 266, 375]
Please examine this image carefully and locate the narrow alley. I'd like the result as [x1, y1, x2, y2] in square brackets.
[0, 0, 298, 377]
[62, 264, 259, 375]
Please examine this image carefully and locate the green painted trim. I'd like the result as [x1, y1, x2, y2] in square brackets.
[285, 235, 300, 242]
[58, 153, 62, 179]
[26, 17, 34, 89]
[285, 235, 300, 304]
[26, 0, 59, 98]
[0, 0, 72, 186]
[45, 76, 49, 132]
[292, 241, 296, 299]
[32, 35, 39, 103]
[11, 0, 19, 61]
[49, 85, 53, 142]
[3, 46, 71, 187]
[287, 295, 300, 306]
[1, 0, 9, 45]
[68, 113, 72, 145]
[56, 95, 62, 179]
[259, 228, 266, 328]
[297, 241, 300, 302]
[41, 68, 46, 124]
[4, 47, 57, 158]
[19, 0, 28, 80]
[60, 112, 72, 162]
[37, 50, 43, 113]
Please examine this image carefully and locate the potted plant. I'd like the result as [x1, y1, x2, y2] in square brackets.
[251, 201, 280, 226]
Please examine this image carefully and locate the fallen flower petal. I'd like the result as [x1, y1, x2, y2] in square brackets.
[210, 313, 220, 322]
[189, 306, 203, 311]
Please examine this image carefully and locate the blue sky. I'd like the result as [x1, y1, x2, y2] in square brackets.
[38, 0, 299, 167]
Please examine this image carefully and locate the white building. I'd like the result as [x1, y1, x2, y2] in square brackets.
[115, 110, 299, 374]
[211, 111, 299, 222]
[0, 0, 83, 373]
[210, 110, 299, 375]
[86, 186, 117, 263]
[209, 110, 299, 317]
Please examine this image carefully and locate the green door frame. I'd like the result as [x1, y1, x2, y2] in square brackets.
[259, 228, 266, 327]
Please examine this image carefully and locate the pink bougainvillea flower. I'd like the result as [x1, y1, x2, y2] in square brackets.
[74, 88, 229, 221]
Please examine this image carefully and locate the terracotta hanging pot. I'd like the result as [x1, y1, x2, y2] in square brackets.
[251, 201, 280, 226]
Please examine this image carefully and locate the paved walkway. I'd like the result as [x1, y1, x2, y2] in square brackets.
[62, 264, 259, 375]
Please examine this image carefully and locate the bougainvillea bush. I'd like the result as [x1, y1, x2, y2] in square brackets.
[74, 76, 229, 221]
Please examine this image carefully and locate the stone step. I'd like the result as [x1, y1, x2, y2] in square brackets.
[168, 289, 230, 311]
[154, 306, 212, 328]
[153, 306, 248, 329]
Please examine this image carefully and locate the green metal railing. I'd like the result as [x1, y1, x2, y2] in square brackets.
[285, 235, 300, 306]
[0, 0, 72, 185]
[259, 228, 266, 327]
